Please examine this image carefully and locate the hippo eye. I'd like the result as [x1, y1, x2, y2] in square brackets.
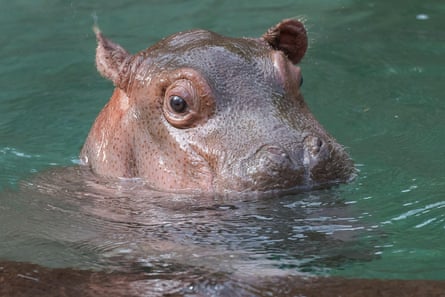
[169, 95, 188, 113]
[162, 73, 215, 129]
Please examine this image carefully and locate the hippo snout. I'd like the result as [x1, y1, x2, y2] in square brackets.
[304, 135, 325, 157]
[253, 145, 301, 178]
[303, 135, 332, 171]
[303, 135, 356, 185]
[237, 144, 305, 191]
[234, 137, 354, 192]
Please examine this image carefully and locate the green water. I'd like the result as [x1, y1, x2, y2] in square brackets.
[1, 0, 445, 283]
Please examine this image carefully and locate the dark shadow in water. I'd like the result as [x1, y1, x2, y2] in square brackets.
[2, 260, 445, 297]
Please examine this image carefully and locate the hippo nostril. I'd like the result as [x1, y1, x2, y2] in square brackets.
[265, 146, 288, 158]
[316, 138, 323, 152]
[304, 136, 324, 156]
[254, 145, 292, 169]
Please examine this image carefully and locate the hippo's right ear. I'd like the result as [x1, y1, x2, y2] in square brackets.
[262, 19, 308, 64]
[94, 26, 132, 89]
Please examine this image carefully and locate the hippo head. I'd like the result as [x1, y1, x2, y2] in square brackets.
[80, 19, 355, 193]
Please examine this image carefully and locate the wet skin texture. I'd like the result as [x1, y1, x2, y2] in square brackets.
[80, 19, 355, 193]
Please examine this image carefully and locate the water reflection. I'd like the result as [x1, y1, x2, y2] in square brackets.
[0, 165, 372, 282]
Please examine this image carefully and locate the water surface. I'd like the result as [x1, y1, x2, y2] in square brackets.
[1, 0, 445, 293]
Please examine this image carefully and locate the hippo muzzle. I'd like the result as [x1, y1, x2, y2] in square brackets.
[80, 19, 356, 194]
[210, 131, 354, 193]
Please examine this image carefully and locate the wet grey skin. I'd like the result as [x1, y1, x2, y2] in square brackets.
[80, 19, 356, 193]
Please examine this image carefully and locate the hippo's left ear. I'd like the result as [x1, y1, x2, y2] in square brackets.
[262, 19, 308, 64]
[94, 26, 132, 89]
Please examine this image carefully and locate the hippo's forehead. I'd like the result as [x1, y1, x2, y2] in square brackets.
[147, 29, 271, 65]
[135, 30, 280, 96]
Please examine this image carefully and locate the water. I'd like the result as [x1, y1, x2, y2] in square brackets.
[1, 0, 445, 292]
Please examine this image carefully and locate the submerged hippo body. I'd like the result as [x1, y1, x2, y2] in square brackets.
[80, 19, 355, 193]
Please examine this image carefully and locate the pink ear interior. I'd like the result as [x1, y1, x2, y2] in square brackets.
[94, 27, 131, 89]
[262, 19, 308, 64]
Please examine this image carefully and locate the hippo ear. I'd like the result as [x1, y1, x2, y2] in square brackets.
[94, 26, 132, 89]
[262, 19, 308, 64]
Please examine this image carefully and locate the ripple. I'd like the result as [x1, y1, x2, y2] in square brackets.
[0, 147, 36, 159]
[384, 201, 445, 224]
[0, 169, 370, 275]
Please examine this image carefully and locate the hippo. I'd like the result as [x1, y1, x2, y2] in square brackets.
[80, 19, 355, 193]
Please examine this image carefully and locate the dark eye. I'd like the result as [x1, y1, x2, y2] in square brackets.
[169, 95, 187, 113]
[299, 75, 303, 87]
